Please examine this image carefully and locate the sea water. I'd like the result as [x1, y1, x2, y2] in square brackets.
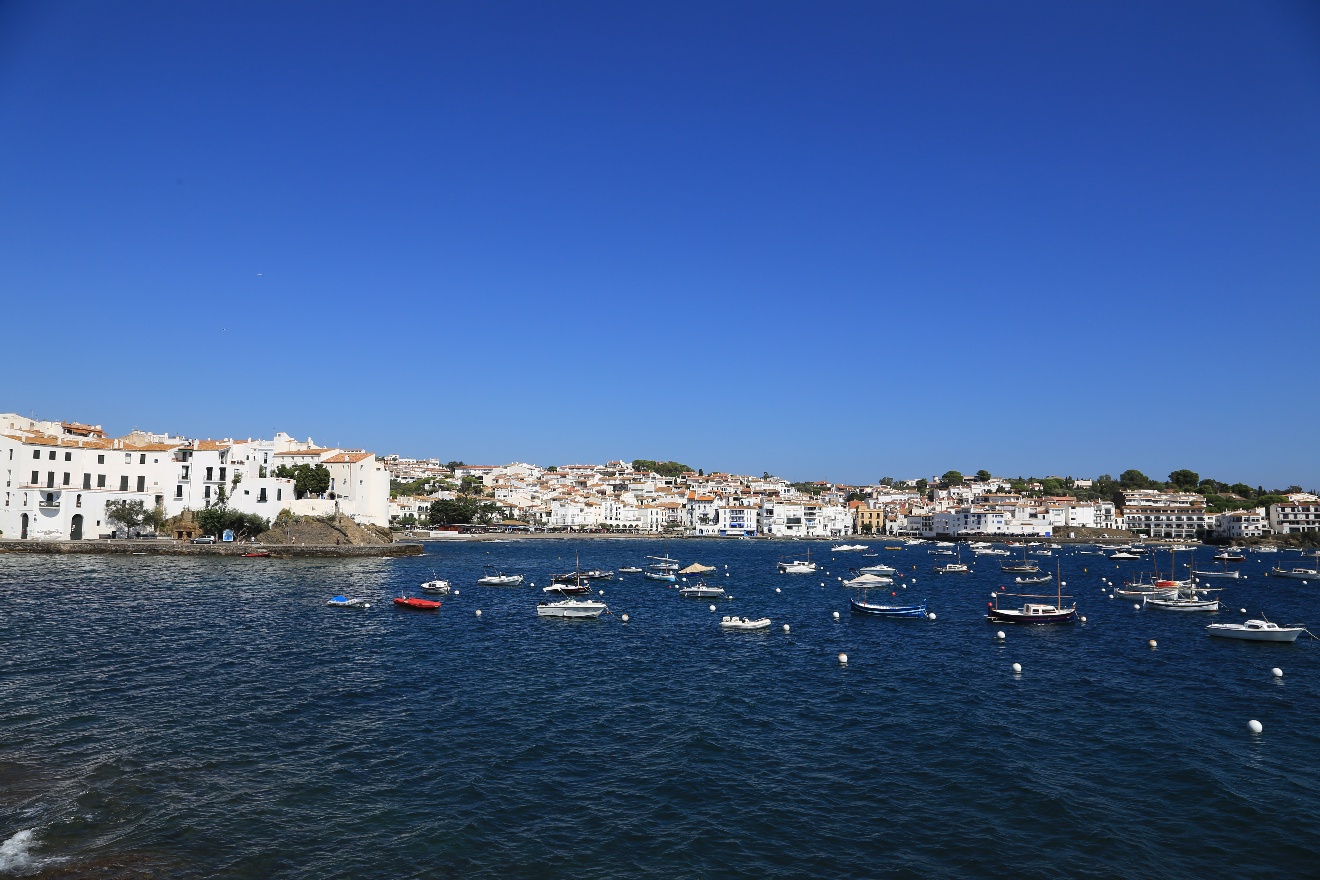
[1, 541, 1317, 878]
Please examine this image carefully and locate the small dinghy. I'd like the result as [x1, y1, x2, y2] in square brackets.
[327, 595, 371, 609]
[850, 597, 928, 618]
[1206, 618, 1304, 642]
[393, 596, 441, 611]
[242, 550, 272, 558]
[720, 615, 771, 630]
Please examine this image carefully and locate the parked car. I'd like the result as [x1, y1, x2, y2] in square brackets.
[190, 536, 216, 544]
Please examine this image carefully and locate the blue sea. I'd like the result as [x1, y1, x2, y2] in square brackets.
[2, 539, 1318, 878]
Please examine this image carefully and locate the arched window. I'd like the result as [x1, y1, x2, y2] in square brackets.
[76, 494, 83, 508]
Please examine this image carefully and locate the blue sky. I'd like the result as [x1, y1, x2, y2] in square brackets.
[2, 1, 1318, 488]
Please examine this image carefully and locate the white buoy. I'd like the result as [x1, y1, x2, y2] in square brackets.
[838, 653, 848, 665]
[1133, 603, 1140, 610]
[1061, 581, 1067, 587]
[1272, 667, 1283, 678]
[621, 613, 630, 622]
[1248, 719, 1263, 734]
[996, 630, 1005, 640]
[1241, 608, 1247, 614]
[832, 611, 840, 620]
[990, 593, 998, 599]
[1012, 662, 1022, 674]
[783, 624, 790, 632]
[820, 582, 825, 587]
[709, 604, 716, 612]
[1109, 594, 1114, 599]
[1148, 639, 1157, 648]
[726, 573, 730, 577]
[599, 590, 605, 595]
[1080, 616, 1087, 622]
[454, 590, 460, 596]
[776, 587, 782, 593]
[724, 565, 728, 569]
[927, 612, 936, 620]
[475, 609, 482, 617]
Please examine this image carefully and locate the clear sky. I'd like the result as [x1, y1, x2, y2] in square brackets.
[2, 1, 1318, 488]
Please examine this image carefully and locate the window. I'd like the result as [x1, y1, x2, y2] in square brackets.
[277, 488, 282, 501]
[32, 450, 39, 459]
[97, 454, 105, 465]
[62, 473, 70, 486]
[64, 452, 71, 461]
[119, 476, 128, 492]
[204, 486, 211, 499]
[83, 473, 91, 489]
[76, 494, 82, 508]
[124, 453, 131, 464]
[219, 467, 226, 481]
[140, 454, 146, 465]
[136, 476, 145, 493]
[48, 451, 55, 460]
[176, 485, 183, 499]
[31, 471, 38, 484]
[97, 475, 106, 488]
[206, 467, 214, 481]
[258, 488, 267, 503]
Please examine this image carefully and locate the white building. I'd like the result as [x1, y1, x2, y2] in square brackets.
[1120, 490, 1214, 540]
[1269, 494, 1319, 535]
[1215, 508, 1267, 539]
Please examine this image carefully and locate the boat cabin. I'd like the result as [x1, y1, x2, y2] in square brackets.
[1024, 603, 1060, 616]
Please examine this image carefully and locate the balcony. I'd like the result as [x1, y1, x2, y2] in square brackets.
[39, 499, 60, 508]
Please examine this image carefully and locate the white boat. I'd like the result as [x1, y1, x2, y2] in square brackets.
[1206, 618, 1304, 642]
[975, 548, 1009, 556]
[327, 595, 371, 608]
[1190, 568, 1241, 580]
[1030, 550, 1053, 557]
[832, 544, 857, 552]
[1254, 546, 1279, 554]
[536, 598, 609, 618]
[844, 572, 893, 587]
[720, 616, 771, 631]
[1144, 594, 1221, 612]
[928, 549, 954, 556]
[1271, 553, 1319, 580]
[1109, 551, 1142, 559]
[618, 566, 643, 574]
[935, 541, 954, 547]
[678, 582, 726, 599]
[1170, 544, 1197, 552]
[646, 554, 681, 571]
[778, 548, 818, 574]
[858, 563, 896, 575]
[934, 562, 969, 574]
[420, 578, 451, 595]
[477, 571, 524, 586]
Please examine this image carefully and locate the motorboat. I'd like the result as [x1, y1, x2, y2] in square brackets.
[536, 598, 609, 619]
[858, 562, 896, 575]
[720, 616, 772, 630]
[327, 595, 371, 608]
[678, 581, 726, 599]
[420, 578, 451, 595]
[642, 569, 678, 583]
[618, 566, 644, 574]
[985, 599, 1075, 625]
[1114, 574, 1180, 600]
[1255, 546, 1279, 554]
[1014, 574, 1053, 585]
[934, 562, 969, 574]
[850, 597, 929, 618]
[778, 549, 818, 574]
[832, 544, 858, 552]
[477, 571, 525, 586]
[551, 568, 611, 583]
[1270, 565, 1319, 580]
[928, 549, 954, 556]
[1213, 551, 1246, 563]
[844, 572, 893, 587]
[1206, 618, 1305, 642]
[646, 554, 681, 571]
[1110, 551, 1142, 559]
[975, 548, 1009, 556]
[393, 596, 442, 611]
[1030, 550, 1053, 557]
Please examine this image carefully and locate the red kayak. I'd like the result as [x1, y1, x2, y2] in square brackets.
[242, 551, 271, 558]
[393, 597, 441, 611]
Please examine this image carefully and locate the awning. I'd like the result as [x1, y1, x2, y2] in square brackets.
[679, 562, 716, 574]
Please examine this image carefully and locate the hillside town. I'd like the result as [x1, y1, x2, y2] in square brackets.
[386, 456, 1320, 543]
[3, 411, 1316, 543]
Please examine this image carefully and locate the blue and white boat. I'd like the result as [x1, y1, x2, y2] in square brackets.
[327, 595, 371, 609]
[850, 596, 929, 618]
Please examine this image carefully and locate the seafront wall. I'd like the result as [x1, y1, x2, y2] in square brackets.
[0, 540, 424, 558]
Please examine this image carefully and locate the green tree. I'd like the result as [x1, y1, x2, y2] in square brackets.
[940, 470, 964, 487]
[428, 498, 476, 526]
[143, 502, 168, 534]
[105, 499, 146, 535]
[879, 477, 894, 487]
[445, 461, 466, 472]
[632, 460, 693, 478]
[915, 478, 928, 492]
[1168, 469, 1199, 491]
[975, 469, 992, 483]
[1119, 469, 1151, 490]
[293, 464, 331, 498]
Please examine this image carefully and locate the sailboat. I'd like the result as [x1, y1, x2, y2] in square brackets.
[986, 560, 1076, 625]
[933, 545, 969, 574]
[1271, 552, 1320, 580]
[544, 552, 594, 594]
[778, 547, 819, 574]
[1000, 545, 1040, 574]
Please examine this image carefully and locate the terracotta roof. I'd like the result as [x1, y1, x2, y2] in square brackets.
[273, 448, 330, 456]
[193, 440, 234, 451]
[323, 452, 374, 464]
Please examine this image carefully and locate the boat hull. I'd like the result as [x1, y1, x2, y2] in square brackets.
[1144, 598, 1220, 612]
[1271, 569, 1319, 580]
[537, 601, 607, 619]
[850, 599, 928, 618]
[985, 607, 1076, 625]
[1207, 625, 1302, 642]
[393, 597, 441, 611]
